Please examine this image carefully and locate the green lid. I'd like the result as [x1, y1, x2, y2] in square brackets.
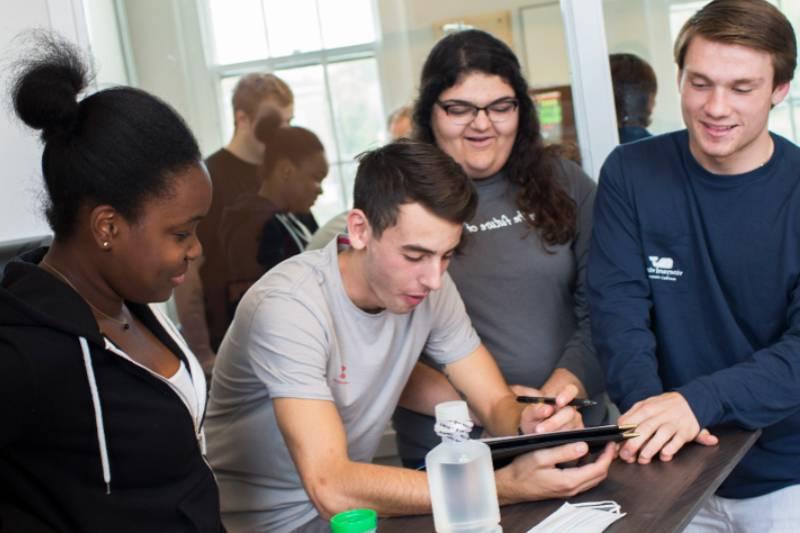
[330, 508, 377, 532]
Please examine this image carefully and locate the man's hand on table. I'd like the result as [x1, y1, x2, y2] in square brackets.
[496, 441, 616, 503]
[617, 391, 719, 464]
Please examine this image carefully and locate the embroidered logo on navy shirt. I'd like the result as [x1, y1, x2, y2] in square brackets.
[647, 256, 684, 282]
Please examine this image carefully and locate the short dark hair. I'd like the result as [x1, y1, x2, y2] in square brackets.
[353, 140, 477, 239]
[11, 31, 201, 240]
[674, 0, 797, 87]
[609, 53, 658, 128]
[413, 29, 576, 247]
[254, 110, 324, 178]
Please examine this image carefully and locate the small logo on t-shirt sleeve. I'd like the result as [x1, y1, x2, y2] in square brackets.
[334, 364, 349, 385]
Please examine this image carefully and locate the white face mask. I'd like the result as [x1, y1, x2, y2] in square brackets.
[526, 500, 626, 533]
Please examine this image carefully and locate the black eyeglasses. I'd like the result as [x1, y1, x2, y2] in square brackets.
[436, 98, 519, 125]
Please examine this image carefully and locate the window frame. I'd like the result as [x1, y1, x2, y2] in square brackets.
[198, 0, 382, 214]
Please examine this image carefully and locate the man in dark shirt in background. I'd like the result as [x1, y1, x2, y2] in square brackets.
[609, 52, 657, 144]
[589, 1, 799, 530]
[174, 74, 294, 371]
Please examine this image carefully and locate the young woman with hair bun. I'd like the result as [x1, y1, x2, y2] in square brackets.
[219, 109, 328, 316]
[0, 33, 223, 532]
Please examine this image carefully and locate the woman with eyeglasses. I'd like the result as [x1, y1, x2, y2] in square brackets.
[393, 29, 610, 468]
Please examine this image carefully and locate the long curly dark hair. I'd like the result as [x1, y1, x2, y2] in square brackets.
[413, 29, 576, 246]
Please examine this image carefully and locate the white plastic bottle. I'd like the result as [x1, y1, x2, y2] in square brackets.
[425, 401, 502, 533]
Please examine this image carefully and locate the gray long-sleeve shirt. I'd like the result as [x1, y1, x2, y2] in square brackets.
[393, 160, 606, 461]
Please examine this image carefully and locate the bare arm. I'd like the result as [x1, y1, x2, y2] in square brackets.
[398, 346, 582, 435]
[173, 259, 215, 375]
[274, 397, 432, 519]
[443, 345, 581, 436]
[397, 361, 463, 416]
[274, 396, 614, 518]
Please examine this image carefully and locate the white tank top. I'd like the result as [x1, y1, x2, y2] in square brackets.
[168, 361, 199, 421]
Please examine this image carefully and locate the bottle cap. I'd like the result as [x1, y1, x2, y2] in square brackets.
[330, 508, 378, 533]
[435, 400, 469, 424]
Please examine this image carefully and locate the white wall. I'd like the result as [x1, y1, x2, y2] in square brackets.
[119, 0, 223, 156]
[84, 0, 130, 87]
[0, 0, 90, 243]
[375, 0, 570, 113]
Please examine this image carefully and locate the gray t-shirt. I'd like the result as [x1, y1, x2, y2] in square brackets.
[306, 211, 347, 251]
[205, 237, 480, 533]
[394, 161, 606, 461]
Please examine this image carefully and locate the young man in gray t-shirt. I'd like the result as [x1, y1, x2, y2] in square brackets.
[205, 141, 615, 533]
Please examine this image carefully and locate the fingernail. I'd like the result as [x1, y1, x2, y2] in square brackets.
[575, 442, 587, 453]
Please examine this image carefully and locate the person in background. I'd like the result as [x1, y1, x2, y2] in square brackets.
[387, 103, 413, 140]
[205, 140, 613, 533]
[174, 72, 298, 372]
[589, 1, 799, 530]
[0, 33, 223, 532]
[305, 103, 415, 251]
[393, 29, 609, 468]
[609, 52, 658, 144]
[218, 110, 327, 319]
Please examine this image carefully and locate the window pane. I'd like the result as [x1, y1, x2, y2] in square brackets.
[783, 0, 800, 98]
[771, 101, 793, 140]
[219, 76, 239, 144]
[794, 100, 800, 140]
[311, 163, 347, 225]
[207, 0, 268, 64]
[276, 65, 349, 218]
[338, 161, 358, 210]
[327, 59, 384, 161]
[668, 1, 707, 42]
[318, 0, 376, 49]
[262, 0, 321, 56]
[275, 65, 336, 158]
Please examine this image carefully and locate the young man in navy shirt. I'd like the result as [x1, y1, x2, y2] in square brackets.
[589, 0, 799, 530]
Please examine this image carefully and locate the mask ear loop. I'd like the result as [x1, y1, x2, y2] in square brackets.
[572, 500, 622, 514]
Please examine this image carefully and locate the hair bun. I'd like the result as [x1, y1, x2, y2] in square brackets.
[11, 32, 89, 141]
[253, 108, 285, 143]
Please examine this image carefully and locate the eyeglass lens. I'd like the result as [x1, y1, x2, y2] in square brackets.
[440, 99, 518, 124]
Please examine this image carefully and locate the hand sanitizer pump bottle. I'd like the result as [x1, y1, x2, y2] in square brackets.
[425, 401, 501, 533]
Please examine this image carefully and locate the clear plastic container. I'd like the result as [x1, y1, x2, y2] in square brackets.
[425, 401, 501, 533]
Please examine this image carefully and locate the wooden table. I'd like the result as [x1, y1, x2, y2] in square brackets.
[380, 425, 759, 533]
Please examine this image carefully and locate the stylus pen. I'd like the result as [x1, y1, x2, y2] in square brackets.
[516, 395, 598, 408]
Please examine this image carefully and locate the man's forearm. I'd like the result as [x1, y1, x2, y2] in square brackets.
[305, 459, 432, 519]
[398, 362, 462, 416]
[481, 394, 524, 437]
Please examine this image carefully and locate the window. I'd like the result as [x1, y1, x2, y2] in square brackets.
[204, 0, 385, 224]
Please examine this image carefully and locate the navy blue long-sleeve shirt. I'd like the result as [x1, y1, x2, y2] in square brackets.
[588, 130, 800, 498]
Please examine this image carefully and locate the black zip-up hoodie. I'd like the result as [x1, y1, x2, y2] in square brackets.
[0, 249, 223, 532]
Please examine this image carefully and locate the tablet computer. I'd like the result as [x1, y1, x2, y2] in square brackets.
[481, 424, 637, 465]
